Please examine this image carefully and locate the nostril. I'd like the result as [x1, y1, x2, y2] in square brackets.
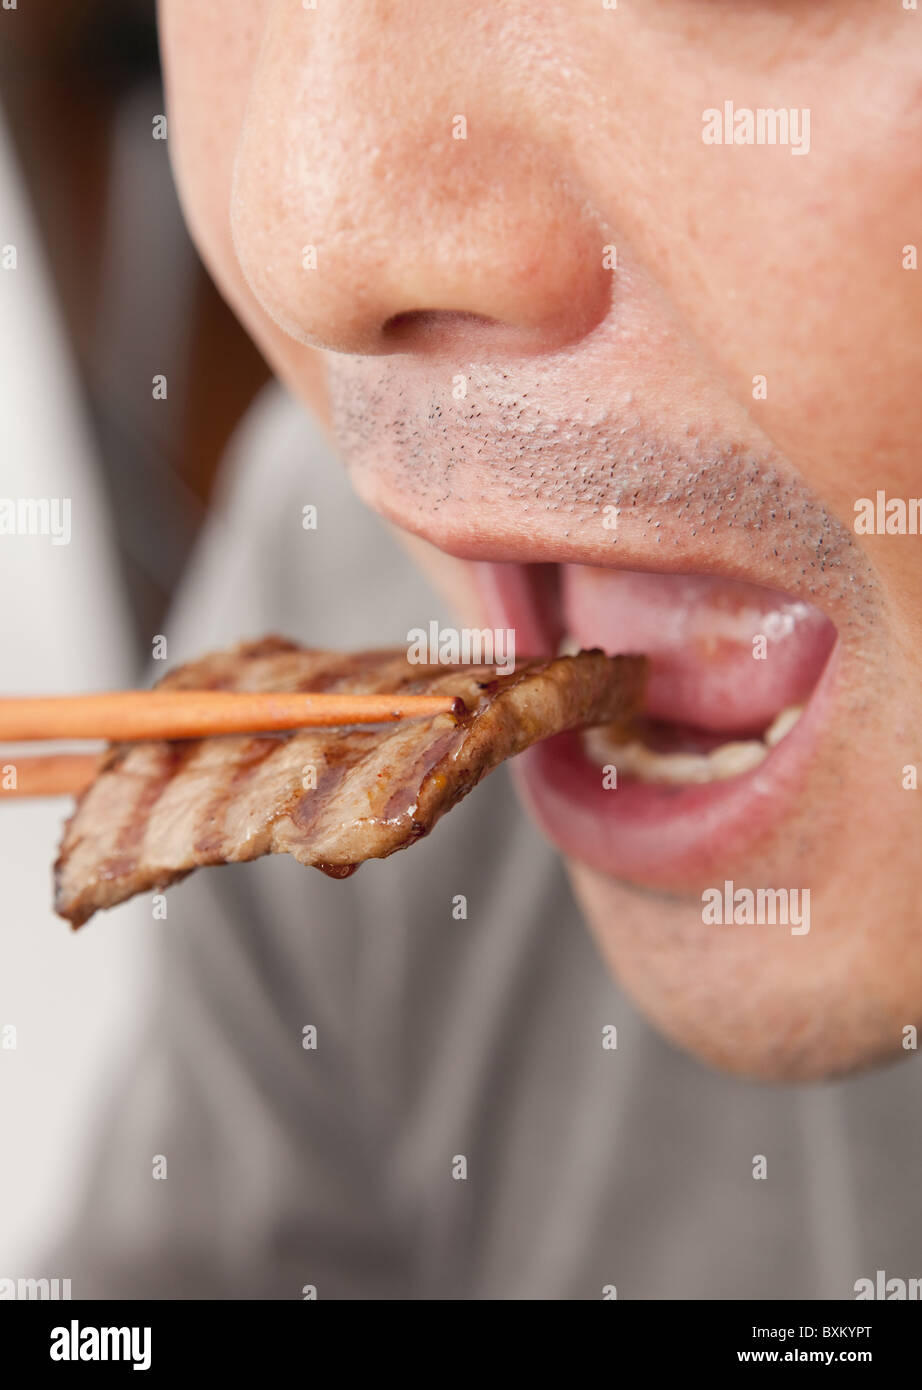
[381, 308, 501, 345]
[380, 306, 573, 358]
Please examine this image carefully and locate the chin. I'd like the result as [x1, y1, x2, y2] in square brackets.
[564, 857, 920, 1083]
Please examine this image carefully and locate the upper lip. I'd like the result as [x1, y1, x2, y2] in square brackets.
[327, 360, 875, 633]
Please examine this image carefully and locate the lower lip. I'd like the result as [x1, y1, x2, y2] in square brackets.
[514, 643, 841, 889]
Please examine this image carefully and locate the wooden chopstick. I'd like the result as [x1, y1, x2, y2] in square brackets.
[0, 689, 465, 743]
[1, 753, 102, 799]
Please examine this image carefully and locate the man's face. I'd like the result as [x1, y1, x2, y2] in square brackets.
[158, 0, 922, 1080]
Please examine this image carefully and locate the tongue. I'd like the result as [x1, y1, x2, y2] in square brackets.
[561, 567, 836, 734]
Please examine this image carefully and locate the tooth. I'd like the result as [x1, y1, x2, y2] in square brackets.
[581, 689, 805, 786]
[583, 729, 769, 785]
[763, 704, 803, 748]
[557, 633, 581, 657]
[584, 733, 706, 784]
[706, 740, 769, 778]
[621, 744, 719, 785]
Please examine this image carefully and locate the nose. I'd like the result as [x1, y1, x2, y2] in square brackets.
[230, 2, 612, 358]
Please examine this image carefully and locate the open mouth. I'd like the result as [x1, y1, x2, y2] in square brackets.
[476, 561, 839, 887]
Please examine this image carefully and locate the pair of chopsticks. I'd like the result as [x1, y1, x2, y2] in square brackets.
[0, 689, 464, 799]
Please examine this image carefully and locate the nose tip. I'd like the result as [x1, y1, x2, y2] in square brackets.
[231, 155, 613, 359]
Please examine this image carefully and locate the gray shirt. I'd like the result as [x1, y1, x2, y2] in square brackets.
[55, 387, 922, 1300]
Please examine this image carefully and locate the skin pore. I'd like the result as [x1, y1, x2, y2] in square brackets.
[157, 0, 922, 1080]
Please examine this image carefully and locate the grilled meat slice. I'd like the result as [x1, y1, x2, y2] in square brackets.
[55, 637, 646, 926]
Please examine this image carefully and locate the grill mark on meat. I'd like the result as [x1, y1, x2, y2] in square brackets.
[193, 735, 287, 857]
[380, 726, 465, 823]
[234, 660, 415, 848]
[269, 660, 457, 846]
[54, 640, 647, 926]
[286, 734, 369, 834]
[96, 742, 197, 882]
[190, 658, 369, 857]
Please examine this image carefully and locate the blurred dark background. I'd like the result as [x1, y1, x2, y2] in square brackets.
[1, 0, 270, 655]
